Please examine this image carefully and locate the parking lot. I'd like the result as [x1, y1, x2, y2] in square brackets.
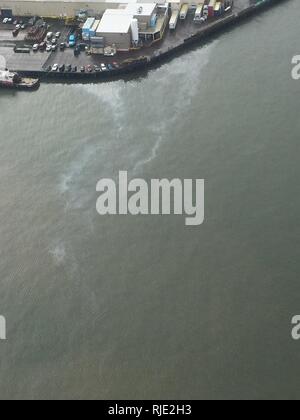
[1, 10, 239, 75]
[0, 45, 51, 71]
[0, 46, 14, 66]
[0, 16, 144, 74]
[8, 50, 51, 71]
[0, 26, 26, 42]
[0, 18, 69, 70]
[43, 47, 120, 71]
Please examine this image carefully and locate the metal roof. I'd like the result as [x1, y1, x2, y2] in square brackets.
[125, 3, 157, 16]
[97, 10, 133, 34]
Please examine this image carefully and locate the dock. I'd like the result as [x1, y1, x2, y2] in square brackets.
[0, 0, 289, 83]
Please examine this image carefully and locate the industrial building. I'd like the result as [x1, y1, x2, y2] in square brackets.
[0, 0, 229, 53]
[91, 3, 167, 50]
[0, 0, 170, 52]
[0, 0, 168, 19]
[95, 9, 134, 51]
[0, 0, 231, 20]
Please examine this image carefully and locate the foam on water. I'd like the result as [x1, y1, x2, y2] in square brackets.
[132, 42, 218, 173]
[58, 41, 217, 210]
[49, 242, 66, 266]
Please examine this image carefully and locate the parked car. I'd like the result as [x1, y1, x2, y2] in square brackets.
[78, 43, 87, 52]
[80, 66, 85, 73]
[3, 18, 8, 24]
[46, 44, 52, 52]
[86, 65, 93, 73]
[59, 64, 65, 72]
[51, 44, 57, 52]
[55, 32, 61, 39]
[51, 64, 59, 72]
[51, 38, 57, 45]
[32, 44, 39, 52]
[39, 42, 46, 51]
[46, 32, 53, 40]
[69, 34, 76, 48]
[15, 24, 21, 30]
[60, 42, 66, 51]
[66, 64, 72, 72]
[72, 66, 77, 73]
[12, 29, 19, 37]
[94, 65, 101, 73]
[101, 63, 108, 72]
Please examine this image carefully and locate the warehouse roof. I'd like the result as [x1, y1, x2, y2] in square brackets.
[125, 3, 156, 16]
[97, 10, 133, 34]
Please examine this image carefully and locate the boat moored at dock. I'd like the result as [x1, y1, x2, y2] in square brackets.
[0, 69, 40, 90]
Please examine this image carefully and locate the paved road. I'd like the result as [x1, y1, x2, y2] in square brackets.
[6, 48, 50, 71]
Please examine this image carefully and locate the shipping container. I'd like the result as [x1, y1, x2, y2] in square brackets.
[82, 17, 96, 38]
[83, 17, 95, 31]
[208, 0, 216, 17]
[14, 47, 30, 53]
[194, 3, 204, 21]
[89, 20, 100, 38]
[214, 2, 222, 16]
[169, 10, 180, 30]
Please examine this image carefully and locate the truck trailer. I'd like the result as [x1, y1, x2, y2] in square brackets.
[194, 3, 204, 22]
[169, 10, 180, 30]
[180, 4, 189, 20]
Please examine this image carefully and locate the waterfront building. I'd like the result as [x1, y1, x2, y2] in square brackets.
[0, 0, 166, 19]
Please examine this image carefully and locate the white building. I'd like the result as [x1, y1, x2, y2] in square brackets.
[95, 3, 161, 51]
[96, 9, 133, 51]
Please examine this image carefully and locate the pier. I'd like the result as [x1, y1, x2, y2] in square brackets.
[0, 0, 289, 83]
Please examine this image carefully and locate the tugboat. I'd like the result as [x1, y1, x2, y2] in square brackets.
[0, 69, 40, 90]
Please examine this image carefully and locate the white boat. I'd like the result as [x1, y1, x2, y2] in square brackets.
[0, 69, 15, 88]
